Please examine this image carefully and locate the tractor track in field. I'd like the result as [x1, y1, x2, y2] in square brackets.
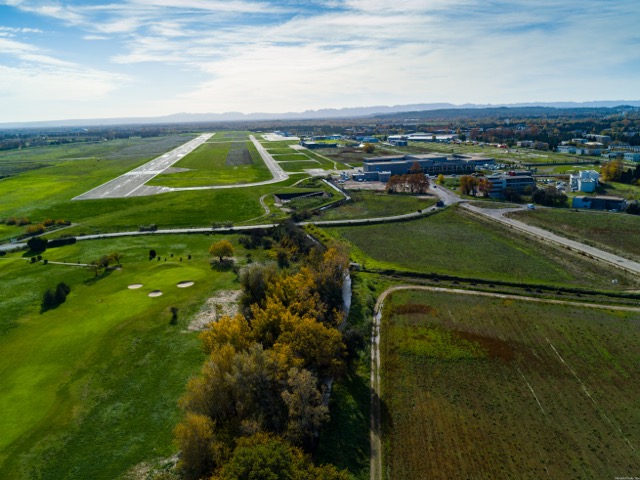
[370, 285, 640, 480]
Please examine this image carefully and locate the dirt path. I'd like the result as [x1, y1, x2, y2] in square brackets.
[370, 285, 640, 480]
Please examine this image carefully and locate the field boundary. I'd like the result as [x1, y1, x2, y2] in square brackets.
[370, 284, 640, 480]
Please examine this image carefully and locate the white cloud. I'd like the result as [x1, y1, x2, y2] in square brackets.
[0, 64, 128, 102]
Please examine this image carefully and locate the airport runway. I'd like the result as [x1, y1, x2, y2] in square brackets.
[73, 133, 214, 200]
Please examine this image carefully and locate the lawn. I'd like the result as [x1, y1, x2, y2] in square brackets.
[147, 137, 272, 187]
[272, 153, 311, 161]
[324, 206, 638, 289]
[0, 234, 249, 479]
[279, 160, 322, 172]
[317, 191, 436, 221]
[509, 208, 640, 262]
[381, 288, 640, 479]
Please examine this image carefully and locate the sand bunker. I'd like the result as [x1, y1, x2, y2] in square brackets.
[128, 284, 144, 289]
[177, 281, 195, 288]
[148, 290, 163, 297]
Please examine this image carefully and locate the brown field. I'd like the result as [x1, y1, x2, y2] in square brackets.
[381, 289, 640, 480]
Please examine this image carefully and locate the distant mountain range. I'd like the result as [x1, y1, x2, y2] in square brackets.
[2, 101, 640, 129]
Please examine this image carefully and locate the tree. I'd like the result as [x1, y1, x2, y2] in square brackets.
[437, 174, 445, 185]
[209, 240, 234, 263]
[149, 249, 157, 260]
[281, 367, 328, 446]
[362, 143, 375, 154]
[215, 433, 348, 480]
[601, 160, 623, 182]
[27, 236, 48, 253]
[200, 314, 254, 353]
[175, 413, 221, 480]
[458, 175, 475, 195]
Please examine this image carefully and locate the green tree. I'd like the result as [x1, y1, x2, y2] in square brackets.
[209, 240, 234, 262]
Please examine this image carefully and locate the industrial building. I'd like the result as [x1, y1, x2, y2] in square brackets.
[485, 172, 536, 197]
[570, 170, 599, 193]
[362, 153, 494, 178]
[572, 196, 626, 211]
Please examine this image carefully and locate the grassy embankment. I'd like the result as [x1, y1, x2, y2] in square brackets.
[509, 208, 640, 262]
[381, 288, 640, 479]
[316, 191, 437, 221]
[0, 234, 254, 479]
[322, 206, 637, 290]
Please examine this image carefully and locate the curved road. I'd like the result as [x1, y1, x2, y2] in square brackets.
[461, 202, 640, 276]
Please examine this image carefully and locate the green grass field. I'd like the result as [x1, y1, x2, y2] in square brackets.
[509, 208, 640, 262]
[147, 136, 272, 187]
[317, 191, 436, 220]
[381, 288, 640, 479]
[272, 153, 311, 162]
[324, 207, 637, 289]
[0, 234, 249, 479]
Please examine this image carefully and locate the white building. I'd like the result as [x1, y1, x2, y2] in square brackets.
[570, 170, 599, 193]
[624, 152, 640, 162]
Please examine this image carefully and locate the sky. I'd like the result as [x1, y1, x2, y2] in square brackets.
[0, 0, 639, 123]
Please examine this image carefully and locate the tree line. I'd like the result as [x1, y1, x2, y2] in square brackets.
[174, 226, 355, 479]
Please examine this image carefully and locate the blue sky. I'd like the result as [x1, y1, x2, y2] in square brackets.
[0, 0, 638, 122]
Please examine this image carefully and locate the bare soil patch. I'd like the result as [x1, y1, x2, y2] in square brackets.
[188, 289, 242, 331]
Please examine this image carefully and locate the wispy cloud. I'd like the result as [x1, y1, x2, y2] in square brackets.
[0, 0, 638, 122]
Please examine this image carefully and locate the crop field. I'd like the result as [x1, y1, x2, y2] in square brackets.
[0, 233, 252, 479]
[317, 191, 437, 221]
[147, 136, 271, 187]
[381, 288, 640, 479]
[324, 207, 638, 290]
[509, 208, 640, 262]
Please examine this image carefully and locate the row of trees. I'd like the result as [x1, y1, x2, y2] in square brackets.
[175, 232, 352, 479]
[459, 175, 490, 197]
[601, 160, 640, 185]
[385, 162, 430, 194]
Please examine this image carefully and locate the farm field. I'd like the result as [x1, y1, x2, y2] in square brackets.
[509, 208, 640, 262]
[147, 133, 271, 187]
[324, 206, 638, 289]
[381, 288, 640, 479]
[0, 233, 247, 479]
[317, 191, 437, 221]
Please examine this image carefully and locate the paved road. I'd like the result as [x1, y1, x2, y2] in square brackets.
[73, 133, 214, 200]
[166, 135, 291, 193]
[462, 203, 640, 276]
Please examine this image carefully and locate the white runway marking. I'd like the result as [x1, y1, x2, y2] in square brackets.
[73, 133, 214, 200]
